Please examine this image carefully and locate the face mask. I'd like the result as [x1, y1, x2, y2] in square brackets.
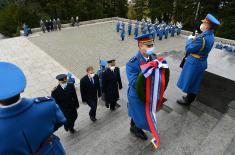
[60, 83, 67, 89]
[200, 24, 207, 32]
[110, 66, 115, 71]
[89, 73, 95, 78]
[146, 47, 155, 55]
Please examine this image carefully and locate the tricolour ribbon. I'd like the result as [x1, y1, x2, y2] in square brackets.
[140, 57, 168, 149]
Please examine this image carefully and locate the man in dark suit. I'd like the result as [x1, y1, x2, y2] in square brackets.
[102, 59, 123, 110]
[51, 74, 79, 133]
[80, 66, 101, 122]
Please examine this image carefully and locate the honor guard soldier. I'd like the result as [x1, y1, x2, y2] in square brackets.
[97, 59, 108, 101]
[67, 72, 76, 85]
[176, 21, 183, 35]
[158, 24, 164, 40]
[170, 23, 175, 37]
[177, 14, 221, 106]
[0, 62, 66, 154]
[116, 20, 121, 32]
[134, 21, 139, 37]
[126, 33, 157, 140]
[120, 22, 125, 41]
[164, 24, 170, 39]
[128, 20, 132, 35]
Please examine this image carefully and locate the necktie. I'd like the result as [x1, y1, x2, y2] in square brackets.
[90, 78, 94, 84]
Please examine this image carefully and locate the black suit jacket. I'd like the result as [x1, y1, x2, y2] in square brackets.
[80, 74, 101, 102]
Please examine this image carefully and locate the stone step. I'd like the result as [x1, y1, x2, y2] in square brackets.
[68, 108, 122, 146]
[162, 113, 218, 155]
[194, 115, 235, 155]
[224, 135, 235, 155]
[80, 109, 171, 155]
[140, 110, 201, 154]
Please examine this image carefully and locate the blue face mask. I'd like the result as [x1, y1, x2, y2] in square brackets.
[146, 47, 155, 55]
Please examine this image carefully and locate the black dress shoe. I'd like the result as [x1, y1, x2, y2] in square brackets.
[182, 95, 187, 100]
[116, 103, 121, 108]
[64, 126, 68, 132]
[90, 117, 97, 122]
[105, 102, 109, 108]
[177, 98, 191, 106]
[110, 107, 116, 111]
[69, 128, 76, 134]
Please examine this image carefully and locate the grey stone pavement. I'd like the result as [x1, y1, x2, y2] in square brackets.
[29, 22, 186, 78]
[1, 21, 235, 155]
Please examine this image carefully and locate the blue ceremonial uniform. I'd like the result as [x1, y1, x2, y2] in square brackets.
[158, 26, 163, 40]
[177, 29, 215, 94]
[126, 51, 156, 131]
[120, 28, 125, 41]
[176, 27, 181, 35]
[233, 47, 235, 53]
[0, 98, 66, 155]
[215, 42, 223, 50]
[134, 26, 139, 37]
[0, 62, 66, 155]
[142, 26, 148, 34]
[97, 59, 107, 89]
[120, 23, 125, 41]
[170, 25, 175, 37]
[116, 21, 120, 32]
[149, 26, 156, 40]
[164, 26, 169, 39]
[67, 72, 75, 84]
[128, 21, 132, 35]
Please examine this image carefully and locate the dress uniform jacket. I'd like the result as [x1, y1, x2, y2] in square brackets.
[51, 83, 79, 128]
[177, 30, 215, 94]
[126, 51, 156, 131]
[102, 67, 122, 103]
[0, 97, 66, 155]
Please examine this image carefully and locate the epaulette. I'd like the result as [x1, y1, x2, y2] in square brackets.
[129, 56, 137, 63]
[34, 96, 53, 103]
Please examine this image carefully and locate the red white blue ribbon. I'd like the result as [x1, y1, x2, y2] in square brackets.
[140, 57, 168, 149]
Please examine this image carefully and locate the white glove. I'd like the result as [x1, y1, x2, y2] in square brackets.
[188, 35, 196, 40]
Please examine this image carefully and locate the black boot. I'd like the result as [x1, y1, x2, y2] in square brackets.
[130, 119, 148, 140]
[177, 98, 190, 106]
[135, 128, 148, 140]
[177, 93, 196, 106]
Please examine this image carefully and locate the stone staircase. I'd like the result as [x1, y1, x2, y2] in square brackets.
[55, 51, 235, 155]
